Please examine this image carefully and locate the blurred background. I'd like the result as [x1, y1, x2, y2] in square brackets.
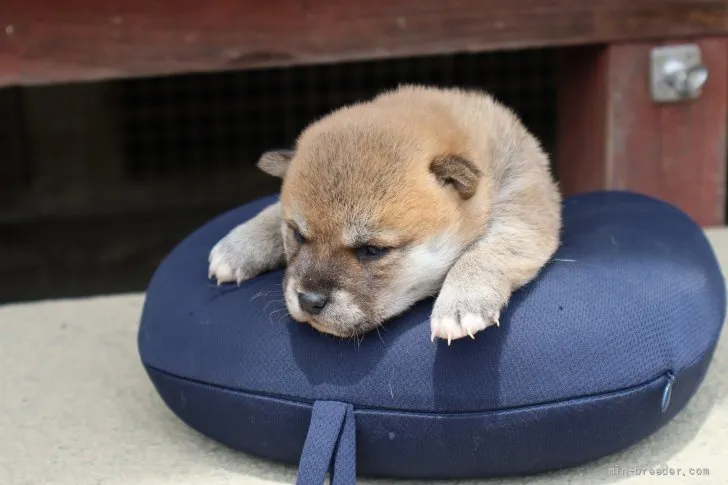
[0, 49, 558, 303]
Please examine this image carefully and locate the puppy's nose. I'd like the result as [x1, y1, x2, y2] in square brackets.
[297, 291, 329, 315]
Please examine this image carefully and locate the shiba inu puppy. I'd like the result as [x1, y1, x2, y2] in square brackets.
[208, 85, 561, 343]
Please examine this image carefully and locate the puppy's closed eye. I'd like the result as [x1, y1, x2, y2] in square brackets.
[284, 221, 308, 244]
[293, 227, 306, 244]
[354, 245, 390, 262]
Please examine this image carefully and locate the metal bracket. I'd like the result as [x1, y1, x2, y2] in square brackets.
[650, 44, 708, 103]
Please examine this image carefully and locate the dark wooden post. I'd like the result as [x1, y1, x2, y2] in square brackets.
[557, 39, 728, 227]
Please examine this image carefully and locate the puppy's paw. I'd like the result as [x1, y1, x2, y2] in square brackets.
[430, 287, 505, 344]
[208, 237, 258, 285]
[208, 223, 283, 285]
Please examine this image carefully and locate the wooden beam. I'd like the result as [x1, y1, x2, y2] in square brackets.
[557, 38, 728, 227]
[2, 1, 728, 86]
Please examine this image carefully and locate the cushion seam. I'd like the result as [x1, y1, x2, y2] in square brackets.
[143, 342, 714, 417]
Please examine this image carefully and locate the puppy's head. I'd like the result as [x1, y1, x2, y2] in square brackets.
[258, 105, 488, 338]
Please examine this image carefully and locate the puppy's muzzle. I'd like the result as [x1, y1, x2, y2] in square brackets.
[297, 291, 329, 315]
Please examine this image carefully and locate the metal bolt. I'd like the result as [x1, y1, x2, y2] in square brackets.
[650, 44, 708, 103]
[662, 59, 709, 99]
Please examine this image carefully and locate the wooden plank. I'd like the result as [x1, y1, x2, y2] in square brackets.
[1, 1, 728, 86]
[556, 38, 728, 227]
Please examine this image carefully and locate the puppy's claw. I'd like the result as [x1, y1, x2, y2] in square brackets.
[207, 252, 238, 285]
[208, 255, 219, 280]
[431, 331, 436, 343]
[430, 308, 501, 344]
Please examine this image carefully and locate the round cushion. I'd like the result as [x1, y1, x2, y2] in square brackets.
[138, 191, 726, 480]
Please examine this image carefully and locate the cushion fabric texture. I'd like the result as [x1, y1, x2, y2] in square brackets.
[138, 191, 726, 481]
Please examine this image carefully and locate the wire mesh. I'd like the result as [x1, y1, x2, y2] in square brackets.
[0, 47, 558, 303]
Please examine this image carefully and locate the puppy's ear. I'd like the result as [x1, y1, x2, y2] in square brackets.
[430, 154, 482, 200]
[257, 150, 294, 178]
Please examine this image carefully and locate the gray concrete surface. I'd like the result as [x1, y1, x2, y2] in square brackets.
[2, 230, 728, 485]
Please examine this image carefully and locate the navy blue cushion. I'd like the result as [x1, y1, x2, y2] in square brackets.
[138, 191, 726, 481]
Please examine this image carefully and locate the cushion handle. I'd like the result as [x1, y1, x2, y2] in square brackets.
[296, 400, 356, 485]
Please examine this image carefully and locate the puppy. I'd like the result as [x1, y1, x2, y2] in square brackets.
[208, 85, 561, 343]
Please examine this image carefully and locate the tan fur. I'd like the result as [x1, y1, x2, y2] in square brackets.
[209, 85, 561, 342]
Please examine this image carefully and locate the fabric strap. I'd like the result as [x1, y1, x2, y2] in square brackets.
[296, 401, 356, 485]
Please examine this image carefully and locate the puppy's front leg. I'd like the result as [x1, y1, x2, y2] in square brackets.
[430, 188, 560, 343]
[208, 201, 285, 284]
